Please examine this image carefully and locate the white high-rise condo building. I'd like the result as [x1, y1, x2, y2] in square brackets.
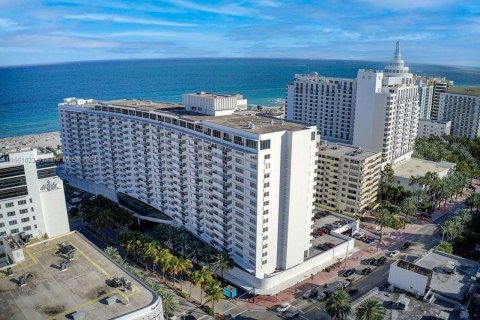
[430, 77, 454, 121]
[417, 119, 451, 138]
[0, 149, 69, 243]
[438, 87, 480, 138]
[285, 73, 355, 143]
[353, 42, 419, 165]
[59, 93, 334, 293]
[416, 78, 434, 120]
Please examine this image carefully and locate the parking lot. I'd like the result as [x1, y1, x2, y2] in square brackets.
[310, 211, 356, 254]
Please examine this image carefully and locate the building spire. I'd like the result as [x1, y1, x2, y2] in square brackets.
[394, 41, 401, 61]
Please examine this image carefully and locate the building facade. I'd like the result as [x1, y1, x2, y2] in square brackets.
[316, 143, 382, 215]
[417, 78, 434, 120]
[59, 95, 319, 283]
[0, 149, 69, 241]
[353, 42, 419, 165]
[437, 87, 480, 138]
[430, 77, 454, 121]
[285, 74, 355, 143]
[417, 119, 451, 138]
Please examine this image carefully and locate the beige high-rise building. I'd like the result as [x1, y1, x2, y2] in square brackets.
[316, 142, 382, 215]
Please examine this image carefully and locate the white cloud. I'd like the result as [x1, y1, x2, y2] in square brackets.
[63, 13, 195, 27]
[166, 0, 272, 18]
[0, 17, 26, 31]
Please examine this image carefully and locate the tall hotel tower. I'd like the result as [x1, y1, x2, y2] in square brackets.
[353, 42, 419, 165]
[285, 74, 355, 143]
[59, 93, 319, 292]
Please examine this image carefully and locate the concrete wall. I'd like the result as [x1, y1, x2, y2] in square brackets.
[224, 237, 355, 295]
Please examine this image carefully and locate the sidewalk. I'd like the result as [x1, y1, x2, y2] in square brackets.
[233, 183, 480, 311]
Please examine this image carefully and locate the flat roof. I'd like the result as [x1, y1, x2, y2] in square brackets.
[446, 87, 480, 97]
[183, 92, 242, 99]
[415, 250, 480, 301]
[203, 114, 311, 135]
[62, 98, 309, 135]
[318, 143, 380, 161]
[394, 158, 454, 178]
[0, 232, 158, 320]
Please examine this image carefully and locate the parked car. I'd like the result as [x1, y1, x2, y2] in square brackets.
[347, 287, 358, 295]
[375, 256, 387, 266]
[316, 292, 328, 301]
[401, 241, 411, 250]
[283, 310, 299, 319]
[319, 227, 330, 234]
[276, 303, 290, 312]
[324, 242, 335, 248]
[361, 267, 372, 275]
[362, 258, 376, 265]
[354, 232, 365, 239]
[389, 250, 400, 257]
[302, 288, 318, 299]
[317, 244, 329, 251]
[342, 268, 356, 277]
[312, 229, 325, 238]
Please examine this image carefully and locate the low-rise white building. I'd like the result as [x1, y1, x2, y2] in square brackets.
[417, 119, 451, 138]
[393, 158, 455, 191]
[0, 149, 70, 242]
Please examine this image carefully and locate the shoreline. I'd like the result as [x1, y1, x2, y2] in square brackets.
[0, 131, 61, 152]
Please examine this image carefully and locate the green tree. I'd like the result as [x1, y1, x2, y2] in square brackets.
[190, 266, 213, 302]
[104, 246, 122, 263]
[209, 251, 234, 283]
[325, 290, 351, 320]
[158, 289, 179, 316]
[375, 207, 394, 243]
[355, 298, 386, 320]
[434, 242, 453, 254]
[204, 279, 224, 314]
[401, 197, 417, 224]
[177, 258, 193, 291]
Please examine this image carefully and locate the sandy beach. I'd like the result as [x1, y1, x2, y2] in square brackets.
[0, 131, 61, 152]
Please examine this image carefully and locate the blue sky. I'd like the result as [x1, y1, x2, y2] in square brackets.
[0, 0, 479, 66]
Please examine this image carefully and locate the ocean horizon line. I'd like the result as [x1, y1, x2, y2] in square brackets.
[2, 56, 480, 71]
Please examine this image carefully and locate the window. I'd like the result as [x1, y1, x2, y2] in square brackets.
[246, 139, 258, 149]
[264, 173, 270, 178]
[262, 260, 268, 265]
[9, 220, 17, 225]
[264, 182, 270, 188]
[212, 130, 221, 138]
[23, 226, 32, 231]
[264, 154, 270, 159]
[21, 217, 30, 223]
[262, 252, 268, 257]
[263, 201, 269, 206]
[0, 223, 4, 227]
[19, 209, 28, 214]
[311, 132, 316, 140]
[260, 140, 271, 150]
[264, 192, 269, 197]
[5, 202, 14, 208]
[7, 211, 15, 217]
[18, 200, 27, 205]
[11, 228, 19, 234]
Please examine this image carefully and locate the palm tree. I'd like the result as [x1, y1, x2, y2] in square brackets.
[104, 246, 122, 263]
[408, 175, 419, 195]
[159, 249, 174, 280]
[190, 266, 213, 302]
[95, 208, 114, 239]
[400, 197, 417, 224]
[166, 256, 181, 285]
[177, 258, 193, 291]
[153, 224, 177, 248]
[325, 290, 351, 319]
[375, 206, 394, 243]
[355, 298, 385, 320]
[173, 232, 191, 257]
[209, 251, 234, 283]
[144, 241, 159, 272]
[204, 279, 224, 314]
[158, 289, 179, 316]
[187, 240, 204, 263]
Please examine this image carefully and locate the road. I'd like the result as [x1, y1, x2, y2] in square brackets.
[289, 201, 466, 320]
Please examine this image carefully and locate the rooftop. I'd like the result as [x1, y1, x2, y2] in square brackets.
[394, 157, 455, 179]
[317, 142, 380, 161]
[61, 98, 311, 135]
[183, 92, 242, 99]
[415, 250, 480, 301]
[0, 232, 159, 320]
[446, 87, 480, 97]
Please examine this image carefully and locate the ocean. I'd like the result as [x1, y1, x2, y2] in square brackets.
[1, 58, 479, 139]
